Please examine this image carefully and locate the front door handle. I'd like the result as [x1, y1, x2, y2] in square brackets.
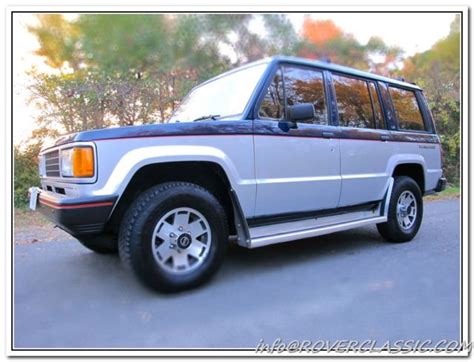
[322, 131, 335, 138]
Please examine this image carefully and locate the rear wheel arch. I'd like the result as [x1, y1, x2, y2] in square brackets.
[392, 163, 425, 193]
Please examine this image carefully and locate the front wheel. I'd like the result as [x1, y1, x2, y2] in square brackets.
[118, 182, 228, 292]
[377, 176, 423, 243]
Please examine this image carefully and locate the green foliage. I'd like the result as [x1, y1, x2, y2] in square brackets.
[14, 144, 41, 207]
[27, 14, 300, 135]
[28, 14, 81, 70]
[402, 15, 461, 184]
[21, 14, 461, 194]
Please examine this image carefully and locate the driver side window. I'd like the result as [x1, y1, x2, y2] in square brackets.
[283, 65, 327, 125]
[258, 65, 328, 125]
[258, 68, 285, 120]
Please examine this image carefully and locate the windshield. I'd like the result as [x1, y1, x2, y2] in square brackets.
[169, 63, 269, 122]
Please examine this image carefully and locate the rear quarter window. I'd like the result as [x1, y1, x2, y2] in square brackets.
[389, 86, 426, 131]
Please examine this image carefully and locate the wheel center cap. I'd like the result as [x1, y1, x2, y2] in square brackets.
[399, 205, 408, 217]
[177, 233, 192, 249]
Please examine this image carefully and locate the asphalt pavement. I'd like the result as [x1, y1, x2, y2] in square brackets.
[13, 199, 461, 349]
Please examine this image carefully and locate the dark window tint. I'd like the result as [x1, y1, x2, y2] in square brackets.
[333, 74, 375, 129]
[369, 82, 385, 129]
[283, 65, 327, 125]
[258, 68, 285, 120]
[389, 86, 425, 131]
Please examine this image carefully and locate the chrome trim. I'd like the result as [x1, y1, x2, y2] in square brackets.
[248, 216, 387, 249]
[383, 177, 394, 217]
[249, 208, 380, 239]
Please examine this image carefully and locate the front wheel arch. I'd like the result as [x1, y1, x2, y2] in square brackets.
[107, 161, 239, 237]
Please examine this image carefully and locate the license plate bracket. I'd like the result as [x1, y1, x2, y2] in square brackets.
[29, 187, 40, 211]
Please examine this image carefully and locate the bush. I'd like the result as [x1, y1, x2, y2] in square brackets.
[14, 145, 41, 208]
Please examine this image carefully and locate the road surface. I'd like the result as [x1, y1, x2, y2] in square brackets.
[13, 199, 461, 349]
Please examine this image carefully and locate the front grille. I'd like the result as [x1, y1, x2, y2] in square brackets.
[44, 150, 60, 177]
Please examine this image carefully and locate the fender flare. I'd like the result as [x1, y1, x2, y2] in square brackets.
[93, 145, 247, 198]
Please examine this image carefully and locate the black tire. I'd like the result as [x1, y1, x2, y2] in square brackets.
[118, 182, 228, 292]
[76, 234, 118, 254]
[377, 176, 423, 243]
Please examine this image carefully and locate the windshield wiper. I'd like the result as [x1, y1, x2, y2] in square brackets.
[193, 114, 221, 122]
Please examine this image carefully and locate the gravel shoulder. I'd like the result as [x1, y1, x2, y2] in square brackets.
[14, 208, 74, 244]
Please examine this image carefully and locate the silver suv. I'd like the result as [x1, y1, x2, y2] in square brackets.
[30, 56, 446, 292]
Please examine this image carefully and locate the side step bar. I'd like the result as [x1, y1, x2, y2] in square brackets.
[249, 216, 387, 249]
[238, 177, 394, 249]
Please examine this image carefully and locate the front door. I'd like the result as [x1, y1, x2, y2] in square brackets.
[253, 64, 342, 217]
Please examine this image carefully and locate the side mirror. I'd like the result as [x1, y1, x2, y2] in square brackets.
[288, 103, 315, 122]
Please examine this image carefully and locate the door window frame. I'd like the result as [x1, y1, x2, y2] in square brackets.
[254, 62, 336, 127]
[328, 71, 388, 131]
[387, 84, 433, 134]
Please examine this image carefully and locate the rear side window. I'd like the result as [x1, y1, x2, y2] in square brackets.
[258, 68, 285, 120]
[332, 74, 375, 129]
[283, 65, 328, 125]
[389, 86, 426, 131]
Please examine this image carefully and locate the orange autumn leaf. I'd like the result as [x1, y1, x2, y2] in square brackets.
[302, 18, 343, 46]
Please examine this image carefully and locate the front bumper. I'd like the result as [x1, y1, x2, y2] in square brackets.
[31, 188, 117, 237]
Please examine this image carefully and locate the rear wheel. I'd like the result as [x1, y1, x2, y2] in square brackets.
[118, 182, 228, 292]
[377, 176, 423, 243]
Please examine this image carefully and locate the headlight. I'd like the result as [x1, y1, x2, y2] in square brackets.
[61, 146, 95, 178]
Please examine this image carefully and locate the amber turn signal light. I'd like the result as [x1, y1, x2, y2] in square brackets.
[72, 147, 94, 177]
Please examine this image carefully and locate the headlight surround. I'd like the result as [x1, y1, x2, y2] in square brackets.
[61, 146, 94, 178]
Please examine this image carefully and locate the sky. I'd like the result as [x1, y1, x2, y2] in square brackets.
[12, 12, 457, 144]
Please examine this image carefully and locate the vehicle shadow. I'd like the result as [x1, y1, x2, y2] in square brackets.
[220, 225, 390, 277]
[65, 225, 392, 298]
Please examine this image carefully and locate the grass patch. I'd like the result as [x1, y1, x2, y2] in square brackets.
[14, 207, 51, 228]
[425, 185, 460, 201]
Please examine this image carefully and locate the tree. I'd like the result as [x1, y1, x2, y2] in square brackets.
[28, 70, 112, 134]
[299, 18, 368, 69]
[27, 13, 301, 133]
[14, 144, 41, 207]
[298, 17, 403, 74]
[28, 14, 81, 71]
[401, 16, 460, 183]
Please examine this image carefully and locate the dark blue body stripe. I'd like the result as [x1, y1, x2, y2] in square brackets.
[47, 119, 439, 150]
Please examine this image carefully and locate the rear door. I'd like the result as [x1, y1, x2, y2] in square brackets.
[330, 73, 393, 207]
[253, 64, 342, 217]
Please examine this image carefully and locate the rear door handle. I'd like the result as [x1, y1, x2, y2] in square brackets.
[380, 135, 390, 141]
[322, 132, 335, 138]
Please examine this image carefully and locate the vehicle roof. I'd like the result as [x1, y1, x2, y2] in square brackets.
[190, 55, 421, 94]
[269, 56, 422, 90]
